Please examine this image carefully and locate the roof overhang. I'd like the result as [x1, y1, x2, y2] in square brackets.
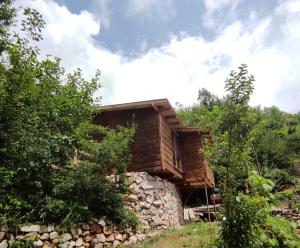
[98, 99, 210, 135]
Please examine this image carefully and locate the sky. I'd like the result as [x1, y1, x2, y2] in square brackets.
[17, 0, 300, 113]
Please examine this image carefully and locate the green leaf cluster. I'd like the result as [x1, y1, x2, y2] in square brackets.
[177, 64, 300, 247]
[0, 0, 137, 228]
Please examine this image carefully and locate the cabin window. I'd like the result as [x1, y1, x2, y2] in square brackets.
[172, 132, 182, 170]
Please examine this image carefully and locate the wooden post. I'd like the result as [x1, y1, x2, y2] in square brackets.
[213, 189, 217, 220]
[205, 184, 211, 222]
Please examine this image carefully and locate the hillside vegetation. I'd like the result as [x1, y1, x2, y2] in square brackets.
[0, 0, 137, 228]
[0, 1, 299, 247]
[176, 66, 300, 247]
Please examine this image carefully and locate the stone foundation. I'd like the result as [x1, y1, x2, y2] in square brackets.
[0, 172, 183, 247]
[272, 208, 300, 221]
[124, 172, 183, 230]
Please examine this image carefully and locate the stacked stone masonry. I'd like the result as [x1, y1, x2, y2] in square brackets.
[272, 208, 300, 235]
[0, 172, 183, 247]
[123, 172, 183, 230]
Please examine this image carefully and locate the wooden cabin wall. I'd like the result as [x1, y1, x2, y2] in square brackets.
[93, 108, 161, 172]
[159, 115, 182, 171]
[180, 133, 208, 187]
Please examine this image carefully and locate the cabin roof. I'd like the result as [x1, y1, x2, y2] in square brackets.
[99, 99, 210, 135]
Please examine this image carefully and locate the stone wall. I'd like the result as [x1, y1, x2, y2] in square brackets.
[0, 172, 183, 247]
[272, 208, 300, 235]
[124, 172, 183, 230]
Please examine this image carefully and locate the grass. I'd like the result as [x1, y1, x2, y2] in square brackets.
[130, 222, 219, 248]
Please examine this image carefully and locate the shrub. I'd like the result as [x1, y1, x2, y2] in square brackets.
[0, 1, 137, 228]
[218, 172, 300, 248]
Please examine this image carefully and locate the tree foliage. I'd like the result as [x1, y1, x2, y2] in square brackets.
[177, 64, 300, 247]
[0, 0, 137, 227]
[177, 79, 300, 187]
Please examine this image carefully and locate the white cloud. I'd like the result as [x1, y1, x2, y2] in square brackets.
[16, 0, 300, 113]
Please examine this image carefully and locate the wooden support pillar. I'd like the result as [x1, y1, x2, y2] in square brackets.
[205, 184, 211, 222]
[213, 189, 217, 220]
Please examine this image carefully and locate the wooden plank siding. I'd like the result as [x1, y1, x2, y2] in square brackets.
[93, 108, 162, 173]
[159, 113, 183, 179]
[93, 99, 215, 188]
[179, 133, 215, 188]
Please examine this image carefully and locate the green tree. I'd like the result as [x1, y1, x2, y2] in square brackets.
[0, 0, 136, 227]
[201, 65, 299, 247]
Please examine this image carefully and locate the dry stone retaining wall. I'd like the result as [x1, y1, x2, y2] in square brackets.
[124, 172, 183, 230]
[272, 208, 300, 235]
[0, 172, 183, 247]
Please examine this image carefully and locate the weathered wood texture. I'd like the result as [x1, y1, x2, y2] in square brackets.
[93, 108, 161, 172]
[180, 133, 215, 188]
[93, 101, 214, 187]
[159, 114, 183, 178]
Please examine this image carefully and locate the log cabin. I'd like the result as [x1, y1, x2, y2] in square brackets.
[93, 98, 215, 190]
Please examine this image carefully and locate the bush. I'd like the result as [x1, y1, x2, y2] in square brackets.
[218, 194, 269, 248]
[218, 172, 300, 248]
[0, 1, 137, 228]
[262, 167, 295, 192]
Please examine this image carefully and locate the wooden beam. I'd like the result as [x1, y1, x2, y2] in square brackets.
[205, 184, 211, 222]
[166, 119, 180, 123]
[165, 115, 177, 120]
[213, 190, 217, 219]
[159, 113, 165, 172]
[163, 162, 183, 179]
[100, 98, 169, 112]
[151, 103, 159, 111]
[159, 107, 172, 114]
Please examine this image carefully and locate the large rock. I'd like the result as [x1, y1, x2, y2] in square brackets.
[115, 233, 123, 241]
[106, 234, 115, 242]
[77, 228, 83, 236]
[103, 226, 113, 235]
[39, 226, 48, 234]
[137, 233, 146, 241]
[0, 240, 8, 248]
[58, 242, 69, 248]
[140, 181, 155, 191]
[23, 232, 40, 241]
[42, 241, 52, 248]
[89, 223, 102, 234]
[98, 219, 106, 227]
[33, 240, 43, 248]
[40, 233, 49, 241]
[95, 233, 105, 243]
[82, 231, 90, 237]
[49, 232, 58, 240]
[146, 195, 154, 204]
[81, 224, 89, 231]
[20, 225, 41, 233]
[69, 240, 76, 247]
[59, 233, 72, 243]
[112, 240, 120, 247]
[75, 237, 83, 247]
[83, 235, 93, 243]
[126, 194, 138, 202]
[47, 225, 55, 233]
[129, 235, 138, 244]
[152, 215, 162, 226]
[0, 232, 5, 242]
